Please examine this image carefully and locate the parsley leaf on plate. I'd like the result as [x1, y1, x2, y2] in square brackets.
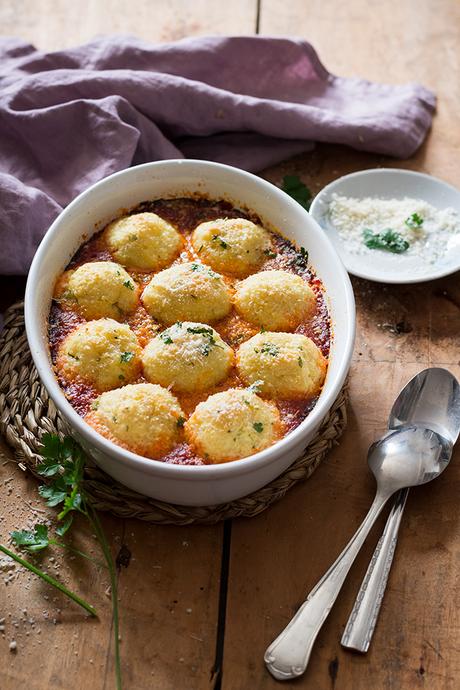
[363, 228, 410, 254]
[405, 212, 423, 228]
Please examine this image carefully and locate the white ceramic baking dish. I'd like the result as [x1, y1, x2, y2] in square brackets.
[25, 160, 355, 506]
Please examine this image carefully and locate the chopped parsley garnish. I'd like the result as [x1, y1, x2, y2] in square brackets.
[1, 434, 123, 686]
[118, 374, 125, 380]
[187, 326, 213, 336]
[253, 422, 264, 433]
[190, 262, 218, 278]
[263, 249, 277, 259]
[247, 380, 263, 394]
[123, 280, 134, 290]
[260, 342, 280, 357]
[405, 212, 424, 229]
[298, 356, 303, 367]
[212, 234, 228, 249]
[282, 175, 312, 211]
[293, 246, 309, 269]
[120, 351, 135, 363]
[159, 332, 173, 344]
[186, 325, 222, 355]
[177, 416, 185, 428]
[363, 228, 410, 254]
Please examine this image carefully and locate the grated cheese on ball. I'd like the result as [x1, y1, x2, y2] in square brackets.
[57, 319, 141, 391]
[105, 212, 182, 270]
[234, 269, 316, 331]
[185, 388, 282, 462]
[142, 321, 234, 393]
[237, 332, 326, 398]
[86, 383, 184, 458]
[141, 262, 232, 325]
[57, 261, 138, 320]
[191, 217, 272, 276]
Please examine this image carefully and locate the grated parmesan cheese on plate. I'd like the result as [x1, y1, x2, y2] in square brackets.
[328, 194, 460, 264]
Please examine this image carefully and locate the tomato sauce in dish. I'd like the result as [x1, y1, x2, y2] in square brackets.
[49, 197, 331, 466]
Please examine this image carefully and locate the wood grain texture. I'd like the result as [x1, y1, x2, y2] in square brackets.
[222, 1, 460, 688]
[0, 437, 223, 690]
[0, 0, 257, 49]
[1, 0, 460, 689]
[0, 3, 257, 687]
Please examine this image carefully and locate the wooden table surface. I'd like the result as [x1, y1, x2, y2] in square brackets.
[1, 1, 460, 689]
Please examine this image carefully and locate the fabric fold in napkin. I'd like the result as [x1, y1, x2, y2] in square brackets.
[0, 34, 436, 274]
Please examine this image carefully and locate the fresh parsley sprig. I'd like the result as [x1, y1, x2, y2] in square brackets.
[0, 434, 122, 690]
[282, 175, 313, 211]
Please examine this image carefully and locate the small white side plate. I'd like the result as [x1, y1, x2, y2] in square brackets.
[309, 168, 460, 283]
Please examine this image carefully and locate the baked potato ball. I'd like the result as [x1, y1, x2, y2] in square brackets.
[104, 212, 182, 271]
[56, 318, 141, 391]
[191, 217, 272, 276]
[57, 261, 138, 320]
[141, 262, 231, 325]
[234, 270, 316, 331]
[236, 332, 326, 398]
[142, 321, 234, 393]
[86, 383, 184, 458]
[185, 388, 282, 463]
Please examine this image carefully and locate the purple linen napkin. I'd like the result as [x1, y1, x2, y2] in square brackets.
[0, 34, 435, 274]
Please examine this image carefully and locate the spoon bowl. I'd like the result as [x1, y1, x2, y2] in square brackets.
[265, 376, 457, 680]
[341, 367, 460, 653]
[368, 425, 453, 497]
[389, 367, 460, 443]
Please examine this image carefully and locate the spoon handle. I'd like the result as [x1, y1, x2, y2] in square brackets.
[341, 488, 409, 653]
[264, 491, 391, 681]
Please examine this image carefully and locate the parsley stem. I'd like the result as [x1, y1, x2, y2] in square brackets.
[86, 504, 122, 690]
[50, 540, 106, 567]
[0, 543, 97, 617]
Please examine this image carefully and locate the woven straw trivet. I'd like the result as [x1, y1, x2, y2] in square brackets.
[0, 302, 347, 525]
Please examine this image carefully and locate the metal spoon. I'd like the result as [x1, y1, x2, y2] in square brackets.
[341, 368, 460, 652]
[264, 424, 452, 681]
